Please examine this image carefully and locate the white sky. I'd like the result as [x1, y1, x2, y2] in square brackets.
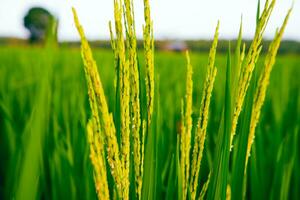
[0, 0, 299, 41]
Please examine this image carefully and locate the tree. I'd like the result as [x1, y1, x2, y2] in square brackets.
[24, 7, 58, 43]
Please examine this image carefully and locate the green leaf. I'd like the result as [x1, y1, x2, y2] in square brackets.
[256, 0, 261, 26]
[15, 54, 51, 200]
[207, 43, 231, 200]
[231, 64, 257, 200]
[142, 76, 160, 200]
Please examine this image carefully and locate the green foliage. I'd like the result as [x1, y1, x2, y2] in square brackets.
[0, 46, 299, 199]
[24, 7, 57, 44]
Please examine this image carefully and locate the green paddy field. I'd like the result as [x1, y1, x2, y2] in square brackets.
[0, 46, 299, 199]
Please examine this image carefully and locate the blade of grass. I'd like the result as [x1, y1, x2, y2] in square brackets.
[231, 66, 257, 200]
[207, 43, 231, 200]
[15, 52, 51, 200]
[142, 76, 159, 200]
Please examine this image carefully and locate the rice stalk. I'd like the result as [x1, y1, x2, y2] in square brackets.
[230, 0, 276, 149]
[198, 172, 211, 200]
[207, 43, 232, 200]
[81, 31, 109, 199]
[77, 17, 110, 200]
[143, 0, 155, 127]
[87, 120, 110, 200]
[226, 184, 231, 200]
[123, 0, 144, 198]
[189, 21, 219, 200]
[72, 8, 124, 197]
[111, 1, 131, 198]
[139, 0, 155, 197]
[245, 7, 292, 168]
[180, 51, 193, 200]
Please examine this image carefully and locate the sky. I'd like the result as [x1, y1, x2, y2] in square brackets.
[0, 0, 299, 41]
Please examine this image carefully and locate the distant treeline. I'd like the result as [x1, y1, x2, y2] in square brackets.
[1, 37, 300, 54]
[63, 39, 300, 54]
[184, 39, 300, 54]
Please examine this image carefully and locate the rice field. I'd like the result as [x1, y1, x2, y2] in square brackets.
[0, 0, 299, 199]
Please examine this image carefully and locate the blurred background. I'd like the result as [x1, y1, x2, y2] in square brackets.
[0, 0, 299, 45]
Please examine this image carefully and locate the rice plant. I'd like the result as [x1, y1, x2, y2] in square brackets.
[70, 0, 294, 199]
[72, 0, 154, 198]
[0, 0, 297, 200]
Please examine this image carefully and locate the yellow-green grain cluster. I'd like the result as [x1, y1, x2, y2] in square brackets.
[179, 22, 219, 200]
[230, 0, 276, 149]
[72, 7, 123, 198]
[87, 120, 110, 200]
[245, 8, 292, 168]
[71, 0, 292, 199]
[72, 0, 154, 199]
[189, 22, 218, 200]
[123, 0, 143, 198]
[180, 51, 193, 200]
[111, 1, 131, 198]
[143, 0, 155, 127]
